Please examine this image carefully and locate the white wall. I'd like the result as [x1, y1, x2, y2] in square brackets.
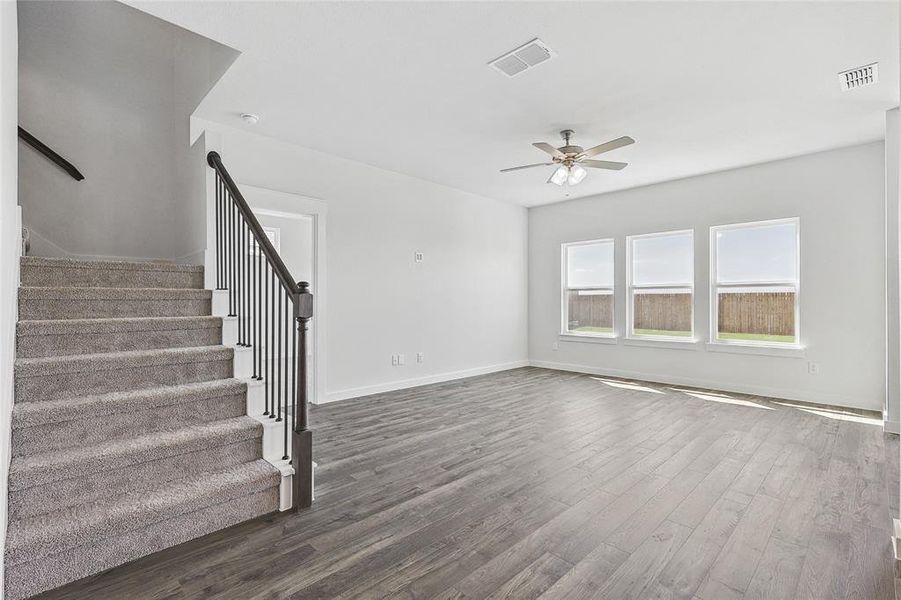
[199, 121, 529, 402]
[530, 142, 886, 411]
[17, 1, 236, 262]
[0, 1, 17, 596]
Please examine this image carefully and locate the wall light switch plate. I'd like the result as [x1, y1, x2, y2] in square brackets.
[398, 353, 406, 366]
[416, 352, 424, 364]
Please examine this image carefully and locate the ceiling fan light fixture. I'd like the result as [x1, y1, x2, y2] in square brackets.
[567, 164, 587, 185]
[548, 165, 569, 186]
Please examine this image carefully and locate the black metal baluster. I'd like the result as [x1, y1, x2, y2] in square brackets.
[270, 270, 276, 419]
[243, 219, 248, 346]
[220, 178, 226, 290]
[284, 292, 290, 460]
[246, 222, 251, 346]
[256, 241, 262, 379]
[292, 301, 298, 432]
[264, 263, 270, 415]
[277, 284, 283, 423]
[215, 175, 221, 289]
[240, 218, 246, 346]
[247, 237, 260, 379]
[229, 197, 236, 317]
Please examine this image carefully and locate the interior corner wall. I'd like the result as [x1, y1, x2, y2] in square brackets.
[198, 121, 529, 402]
[529, 142, 886, 412]
[17, 1, 236, 262]
[886, 108, 900, 432]
[0, 1, 18, 596]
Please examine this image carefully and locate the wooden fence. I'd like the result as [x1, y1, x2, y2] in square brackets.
[567, 292, 612, 329]
[633, 293, 692, 332]
[717, 291, 794, 336]
[568, 290, 795, 335]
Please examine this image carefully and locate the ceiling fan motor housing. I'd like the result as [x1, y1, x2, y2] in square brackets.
[558, 130, 582, 156]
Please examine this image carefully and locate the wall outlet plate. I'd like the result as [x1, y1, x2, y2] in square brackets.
[414, 252, 424, 263]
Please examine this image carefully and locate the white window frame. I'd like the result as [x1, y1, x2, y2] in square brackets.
[626, 229, 695, 342]
[709, 217, 800, 348]
[561, 238, 616, 338]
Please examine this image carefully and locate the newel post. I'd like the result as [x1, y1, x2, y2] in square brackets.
[293, 281, 314, 510]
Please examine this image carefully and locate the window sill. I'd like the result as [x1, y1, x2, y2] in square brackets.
[705, 342, 806, 358]
[559, 333, 618, 345]
[623, 337, 700, 350]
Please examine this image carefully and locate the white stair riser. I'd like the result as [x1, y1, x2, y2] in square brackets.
[221, 317, 238, 346]
[212, 290, 229, 317]
[244, 379, 265, 416]
[233, 347, 253, 379]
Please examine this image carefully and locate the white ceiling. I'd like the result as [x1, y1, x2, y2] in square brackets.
[126, 1, 899, 206]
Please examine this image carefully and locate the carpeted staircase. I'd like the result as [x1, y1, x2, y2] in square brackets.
[5, 256, 281, 599]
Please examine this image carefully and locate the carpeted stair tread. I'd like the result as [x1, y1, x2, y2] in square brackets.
[18, 286, 211, 300]
[17, 315, 222, 336]
[20, 256, 204, 273]
[5, 459, 279, 566]
[12, 379, 245, 429]
[16, 316, 224, 358]
[8, 416, 261, 492]
[20, 256, 204, 289]
[15, 345, 232, 378]
[18, 286, 212, 320]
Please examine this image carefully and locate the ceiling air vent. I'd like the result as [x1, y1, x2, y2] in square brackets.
[489, 38, 555, 77]
[839, 62, 878, 91]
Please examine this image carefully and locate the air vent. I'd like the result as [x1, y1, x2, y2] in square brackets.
[489, 38, 555, 77]
[839, 63, 878, 91]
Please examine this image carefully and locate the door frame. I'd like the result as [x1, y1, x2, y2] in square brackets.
[239, 183, 328, 406]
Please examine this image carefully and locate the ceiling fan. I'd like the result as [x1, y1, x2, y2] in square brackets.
[500, 129, 634, 186]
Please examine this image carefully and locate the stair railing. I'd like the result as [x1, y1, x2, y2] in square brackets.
[206, 151, 313, 510]
[18, 126, 85, 181]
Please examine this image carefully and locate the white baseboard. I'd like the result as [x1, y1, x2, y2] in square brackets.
[322, 360, 529, 404]
[529, 359, 880, 413]
[885, 419, 900, 435]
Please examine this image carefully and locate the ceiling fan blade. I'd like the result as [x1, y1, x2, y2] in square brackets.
[579, 136, 635, 158]
[532, 142, 566, 159]
[500, 162, 553, 173]
[581, 159, 628, 170]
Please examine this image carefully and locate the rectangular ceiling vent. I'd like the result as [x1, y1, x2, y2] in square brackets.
[839, 62, 878, 91]
[489, 38, 555, 77]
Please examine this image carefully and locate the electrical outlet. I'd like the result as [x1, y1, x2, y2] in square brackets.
[414, 252, 424, 263]
[416, 352, 424, 364]
[391, 354, 398, 366]
[552, 342, 559, 351]
[808, 362, 819, 375]
[398, 353, 406, 366]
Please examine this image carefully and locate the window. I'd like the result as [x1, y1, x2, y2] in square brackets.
[627, 230, 694, 339]
[562, 239, 614, 336]
[711, 218, 799, 346]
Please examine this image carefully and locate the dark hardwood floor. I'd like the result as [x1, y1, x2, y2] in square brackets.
[37, 367, 899, 599]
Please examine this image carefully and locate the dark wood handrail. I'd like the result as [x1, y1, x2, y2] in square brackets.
[18, 126, 84, 181]
[207, 151, 298, 296]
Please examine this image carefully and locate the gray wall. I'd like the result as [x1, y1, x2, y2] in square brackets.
[18, 0, 237, 261]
